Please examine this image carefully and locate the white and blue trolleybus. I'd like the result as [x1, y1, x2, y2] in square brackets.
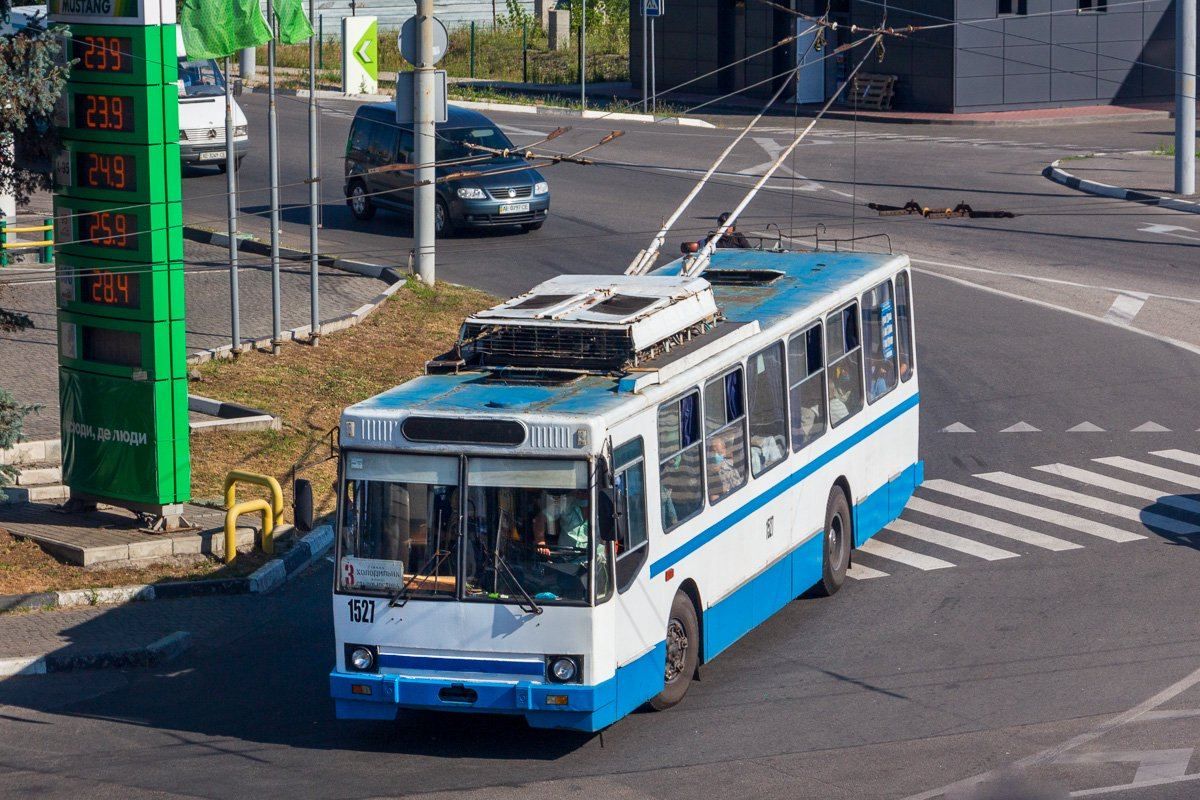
[328, 247, 922, 731]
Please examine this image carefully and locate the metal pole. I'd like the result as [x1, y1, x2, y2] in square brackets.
[470, 20, 475, 78]
[319, 15, 324, 70]
[641, 1, 647, 110]
[522, 21, 527, 83]
[650, 16, 656, 113]
[414, 0, 436, 285]
[1176, 0, 1196, 195]
[224, 57, 242, 352]
[580, 0, 586, 108]
[267, 0, 283, 354]
[308, 0, 321, 343]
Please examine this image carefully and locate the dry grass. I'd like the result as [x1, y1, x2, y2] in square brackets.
[0, 530, 268, 596]
[189, 278, 496, 518]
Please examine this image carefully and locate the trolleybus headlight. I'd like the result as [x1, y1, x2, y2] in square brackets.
[548, 656, 578, 683]
[347, 645, 376, 672]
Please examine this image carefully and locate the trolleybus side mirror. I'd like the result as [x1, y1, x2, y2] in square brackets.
[596, 458, 618, 543]
[294, 479, 315, 533]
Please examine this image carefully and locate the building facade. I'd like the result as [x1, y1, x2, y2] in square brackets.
[631, 0, 1189, 112]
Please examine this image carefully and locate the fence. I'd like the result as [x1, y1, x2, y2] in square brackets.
[0, 218, 54, 266]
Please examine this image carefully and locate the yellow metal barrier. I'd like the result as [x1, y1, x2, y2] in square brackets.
[224, 499, 274, 565]
[223, 470, 284, 563]
[0, 218, 54, 265]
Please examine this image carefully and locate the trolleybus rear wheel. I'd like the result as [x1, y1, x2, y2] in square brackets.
[650, 591, 699, 711]
[816, 486, 851, 597]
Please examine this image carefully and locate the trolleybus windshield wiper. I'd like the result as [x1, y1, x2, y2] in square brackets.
[389, 510, 452, 608]
[492, 552, 543, 616]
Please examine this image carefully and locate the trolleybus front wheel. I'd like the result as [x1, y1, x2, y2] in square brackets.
[816, 485, 852, 597]
[650, 591, 700, 711]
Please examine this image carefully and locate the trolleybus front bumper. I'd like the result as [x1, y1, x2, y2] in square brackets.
[330, 669, 615, 732]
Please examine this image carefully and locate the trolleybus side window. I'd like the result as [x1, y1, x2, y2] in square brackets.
[788, 324, 826, 452]
[895, 271, 915, 382]
[337, 453, 460, 597]
[747, 342, 787, 477]
[704, 368, 748, 504]
[826, 302, 864, 428]
[658, 391, 704, 531]
[863, 279, 899, 404]
[613, 438, 649, 591]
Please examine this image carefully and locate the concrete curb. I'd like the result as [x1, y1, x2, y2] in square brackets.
[268, 85, 716, 127]
[1043, 159, 1200, 214]
[187, 394, 281, 433]
[182, 225, 407, 365]
[0, 631, 192, 677]
[0, 524, 335, 618]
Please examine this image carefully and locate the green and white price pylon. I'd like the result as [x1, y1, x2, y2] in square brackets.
[50, 0, 190, 525]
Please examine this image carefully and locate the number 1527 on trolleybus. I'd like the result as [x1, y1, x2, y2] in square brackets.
[327, 248, 921, 732]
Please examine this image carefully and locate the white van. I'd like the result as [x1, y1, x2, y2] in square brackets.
[177, 29, 250, 171]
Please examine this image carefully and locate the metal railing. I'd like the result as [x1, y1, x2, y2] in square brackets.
[0, 218, 54, 266]
[223, 470, 284, 564]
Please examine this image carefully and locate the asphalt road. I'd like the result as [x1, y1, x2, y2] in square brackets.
[181, 93, 1200, 343]
[3, 98, 1200, 798]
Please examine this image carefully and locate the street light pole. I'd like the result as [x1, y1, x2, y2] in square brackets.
[267, 0, 283, 353]
[580, 0, 586, 108]
[414, 0, 436, 284]
[1176, 0, 1196, 196]
[223, 57, 241, 352]
[308, 0, 321, 343]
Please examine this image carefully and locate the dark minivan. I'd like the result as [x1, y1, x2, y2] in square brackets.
[344, 104, 550, 235]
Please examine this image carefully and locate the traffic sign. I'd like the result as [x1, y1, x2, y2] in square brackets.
[399, 16, 448, 65]
[643, 0, 664, 17]
[342, 16, 379, 95]
[395, 70, 448, 124]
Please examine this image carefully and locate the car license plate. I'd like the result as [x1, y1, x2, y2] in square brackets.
[498, 202, 530, 215]
[199, 150, 227, 161]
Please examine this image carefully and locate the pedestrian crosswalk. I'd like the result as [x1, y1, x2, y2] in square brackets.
[847, 447, 1200, 580]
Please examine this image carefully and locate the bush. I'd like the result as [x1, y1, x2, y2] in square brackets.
[0, 387, 37, 501]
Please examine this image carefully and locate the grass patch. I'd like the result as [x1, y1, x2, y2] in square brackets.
[188, 278, 496, 517]
[0, 529, 268, 597]
[1151, 141, 1200, 158]
[263, 11, 629, 84]
[447, 84, 688, 116]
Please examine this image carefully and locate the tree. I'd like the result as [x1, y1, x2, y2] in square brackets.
[1, 2, 68, 208]
[0, 1, 65, 488]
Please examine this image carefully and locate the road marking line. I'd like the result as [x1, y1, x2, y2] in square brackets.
[1131, 421, 1171, 432]
[1095, 457, 1200, 491]
[846, 563, 889, 580]
[1000, 421, 1040, 432]
[922, 479, 1145, 542]
[886, 519, 1018, 560]
[1105, 292, 1148, 324]
[1067, 421, 1106, 432]
[1035, 463, 1200, 518]
[903, 661, 1200, 800]
[1153, 449, 1200, 468]
[857, 539, 955, 570]
[1057, 749, 1195, 784]
[940, 422, 975, 433]
[906, 496, 1081, 551]
[975, 472, 1200, 536]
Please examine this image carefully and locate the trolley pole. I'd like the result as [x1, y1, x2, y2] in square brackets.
[308, 0, 321, 343]
[267, 0, 283, 353]
[1176, 0, 1196, 196]
[223, 57, 241, 352]
[414, 0, 436, 285]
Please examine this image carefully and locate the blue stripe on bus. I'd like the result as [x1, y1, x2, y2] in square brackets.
[378, 654, 545, 677]
[649, 392, 920, 578]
